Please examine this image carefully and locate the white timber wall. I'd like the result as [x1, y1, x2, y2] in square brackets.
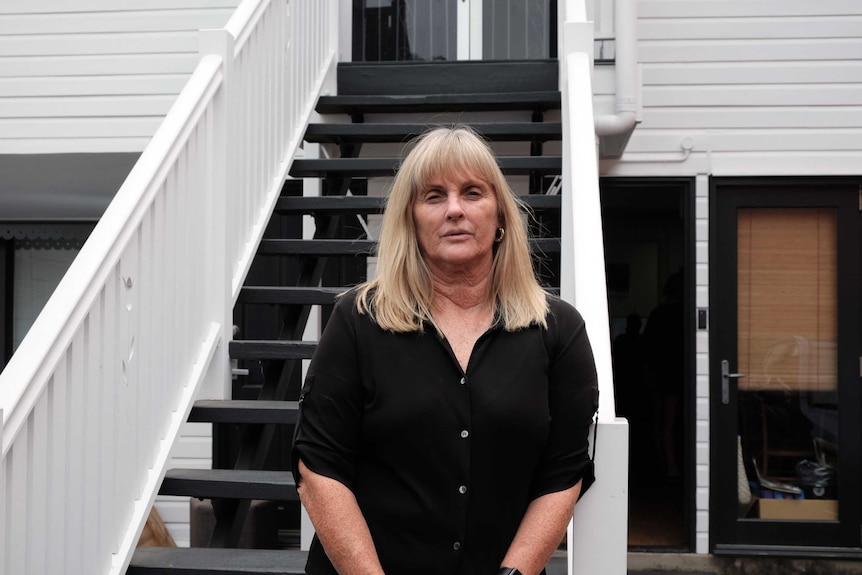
[596, 0, 862, 554]
[599, 0, 862, 178]
[0, 0, 239, 155]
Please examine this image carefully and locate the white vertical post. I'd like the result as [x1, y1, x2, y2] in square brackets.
[0, 409, 5, 575]
[199, 29, 235, 401]
[559, 2, 629, 574]
[469, 0, 483, 60]
[329, 0, 341, 65]
[456, 0, 471, 60]
[569, 419, 629, 575]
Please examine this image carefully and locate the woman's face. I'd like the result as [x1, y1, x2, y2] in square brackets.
[412, 170, 501, 276]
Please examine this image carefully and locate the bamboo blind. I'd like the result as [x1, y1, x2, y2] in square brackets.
[737, 208, 837, 392]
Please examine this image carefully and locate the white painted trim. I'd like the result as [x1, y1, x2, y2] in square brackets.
[469, 0, 483, 60]
[594, 0, 638, 136]
[457, 0, 471, 60]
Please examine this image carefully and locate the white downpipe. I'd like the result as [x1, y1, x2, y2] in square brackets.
[594, 0, 638, 137]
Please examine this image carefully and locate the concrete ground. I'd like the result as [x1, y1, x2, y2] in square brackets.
[547, 552, 862, 575]
[628, 552, 862, 575]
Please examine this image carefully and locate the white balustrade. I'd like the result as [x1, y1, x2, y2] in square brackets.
[0, 1, 337, 574]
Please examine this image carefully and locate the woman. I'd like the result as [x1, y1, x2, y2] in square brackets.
[292, 126, 598, 575]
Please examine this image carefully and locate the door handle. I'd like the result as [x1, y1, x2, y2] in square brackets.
[721, 359, 745, 405]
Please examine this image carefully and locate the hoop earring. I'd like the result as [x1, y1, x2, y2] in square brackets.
[494, 227, 505, 243]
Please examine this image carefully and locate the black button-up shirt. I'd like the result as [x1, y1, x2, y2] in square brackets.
[292, 291, 598, 575]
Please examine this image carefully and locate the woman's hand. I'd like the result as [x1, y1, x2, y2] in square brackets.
[296, 459, 386, 575]
[499, 481, 583, 575]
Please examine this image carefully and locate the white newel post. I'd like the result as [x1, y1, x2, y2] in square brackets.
[560, 2, 630, 574]
[199, 29, 235, 402]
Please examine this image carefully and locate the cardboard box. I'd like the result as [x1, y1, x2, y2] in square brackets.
[758, 498, 838, 521]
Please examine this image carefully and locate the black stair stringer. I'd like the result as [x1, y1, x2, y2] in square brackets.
[209, 155, 365, 549]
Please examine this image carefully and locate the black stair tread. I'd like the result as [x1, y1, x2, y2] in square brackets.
[238, 286, 344, 305]
[129, 549, 565, 575]
[336, 60, 559, 96]
[230, 340, 317, 360]
[256, 238, 560, 256]
[289, 156, 562, 178]
[258, 239, 376, 256]
[274, 193, 560, 215]
[275, 195, 385, 215]
[160, 469, 298, 500]
[304, 122, 563, 144]
[189, 400, 299, 424]
[230, 340, 317, 361]
[316, 91, 561, 114]
[129, 547, 307, 574]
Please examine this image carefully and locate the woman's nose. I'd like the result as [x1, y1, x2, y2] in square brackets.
[445, 194, 464, 219]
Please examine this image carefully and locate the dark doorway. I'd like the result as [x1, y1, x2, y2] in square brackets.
[601, 178, 694, 550]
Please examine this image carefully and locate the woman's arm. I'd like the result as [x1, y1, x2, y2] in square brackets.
[296, 459, 386, 575]
[499, 480, 582, 575]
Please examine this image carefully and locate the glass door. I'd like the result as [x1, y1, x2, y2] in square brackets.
[352, 0, 555, 61]
[710, 180, 861, 551]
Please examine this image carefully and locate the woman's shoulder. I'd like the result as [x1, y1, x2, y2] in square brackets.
[541, 294, 595, 366]
[543, 293, 587, 329]
[320, 287, 378, 340]
[336, 286, 360, 307]
[332, 285, 385, 329]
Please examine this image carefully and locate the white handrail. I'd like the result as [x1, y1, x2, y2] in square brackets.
[0, 54, 225, 459]
[0, 1, 337, 573]
[0, 53, 227, 575]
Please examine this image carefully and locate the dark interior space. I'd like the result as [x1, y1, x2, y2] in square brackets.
[601, 179, 691, 550]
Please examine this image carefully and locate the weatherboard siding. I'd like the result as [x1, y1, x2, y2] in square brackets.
[608, 0, 862, 177]
[0, 1, 239, 154]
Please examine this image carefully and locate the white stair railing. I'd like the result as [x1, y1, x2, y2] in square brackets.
[0, 1, 337, 574]
[559, 1, 630, 574]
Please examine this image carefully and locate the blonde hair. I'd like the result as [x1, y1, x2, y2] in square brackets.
[356, 125, 549, 332]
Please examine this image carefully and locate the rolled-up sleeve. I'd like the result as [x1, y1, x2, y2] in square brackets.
[528, 299, 599, 500]
[291, 294, 365, 491]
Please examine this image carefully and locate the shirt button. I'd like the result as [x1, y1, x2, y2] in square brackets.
[459, 485, 467, 494]
[460, 430, 469, 439]
[453, 542, 461, 551]
[460, 376, 466, 385]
